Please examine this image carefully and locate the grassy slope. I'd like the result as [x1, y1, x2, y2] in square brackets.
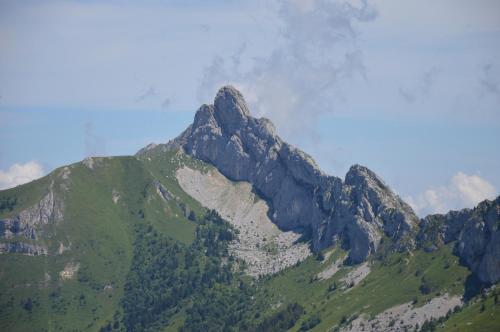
[0, 174, 52, 220]
[136, 145, 212, 220]
[0, 149, 498, 331]
[438, 291, 500, 331]
[0, 155, 199, 331]
[250, 244, 471, 331]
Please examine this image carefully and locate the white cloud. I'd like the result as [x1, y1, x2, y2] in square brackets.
[407, 172, 497, 216]
[0, 161, 45, 190]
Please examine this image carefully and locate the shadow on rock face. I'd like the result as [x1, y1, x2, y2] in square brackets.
[463, 273, 487, 302]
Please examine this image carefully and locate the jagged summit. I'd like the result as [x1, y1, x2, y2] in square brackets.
[140, 86, 420, 263]
[192, 85, 252, 136]
[346, 164, 384, 184]
[148, 85, 494, 280]
[213, 85, 250, 134]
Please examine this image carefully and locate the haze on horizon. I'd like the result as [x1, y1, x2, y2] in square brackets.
[0, 0, 499, 216]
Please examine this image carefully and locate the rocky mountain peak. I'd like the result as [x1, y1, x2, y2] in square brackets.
[345, 164, 386, 189]
[155, 86, 422, 264]
[213, 85, 250, 135]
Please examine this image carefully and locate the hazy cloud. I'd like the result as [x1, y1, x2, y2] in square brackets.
[135, 85, 174, 111]
[0, 161, 45, 190]
[407, 172, 497, 216]
[479, 63, 499, 96]
[198, 0, 377, 137]
[398, 87, 416, 103]
[136, 86, 158, 102]
[85, 121, 107, 157]
[398, 66, 440, 103]
[198, 24, 211, 32]
[161, 97, 171, 110]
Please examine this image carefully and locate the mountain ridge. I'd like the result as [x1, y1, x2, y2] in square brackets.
[137, 85, 499, 285]
[0, 86, 498, 331]
[139, 85, 419, 264]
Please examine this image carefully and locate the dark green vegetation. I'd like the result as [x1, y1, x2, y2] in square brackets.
[122, 210, 249, 331]
[0, 154, 201, 331]
[0, 196, 17, 214]
[252, 303, 305, 332]
[0, 150, 499, 331]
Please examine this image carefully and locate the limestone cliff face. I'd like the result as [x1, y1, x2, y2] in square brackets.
[418, 196, 500, 284]
[332, 165, 418, 262]
[147, 86, 419, 263]
[0, 187, 63, 255]
[0, 189, 63, 240]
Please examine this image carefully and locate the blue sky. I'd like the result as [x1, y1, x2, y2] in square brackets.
[0, 0, 499, 216]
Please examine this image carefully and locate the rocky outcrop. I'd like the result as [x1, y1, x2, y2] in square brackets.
[418, 196, 500, 284]
[176, 165, 311, 276]
[154, 180, 174, 201]
[330, 165, 418, 262]
[0, 188, 63, 241]
[141, 86, 419, 263]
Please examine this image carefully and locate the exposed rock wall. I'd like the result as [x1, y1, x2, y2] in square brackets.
[145, 86, 419, 263]
[418, 196, 500, 284]
[0, 187, 63, 255]
[154, 180, 174, 201]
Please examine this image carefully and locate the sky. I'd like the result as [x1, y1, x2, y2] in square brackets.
[0, 0, 499, 216]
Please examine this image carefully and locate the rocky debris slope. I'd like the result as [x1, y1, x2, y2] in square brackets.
[340, 261, 371, 291]
[340, 293, 462, 332]
[418, 196, 500, 284]
[317, 257, 344, 280]
[145, 85, 419, 263]
[176, 165, 311, 276]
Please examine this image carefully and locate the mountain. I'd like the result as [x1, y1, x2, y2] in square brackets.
[1, 86, 499, 331]
[139, 85, 499, 283]
[139, 86, 419, 264]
